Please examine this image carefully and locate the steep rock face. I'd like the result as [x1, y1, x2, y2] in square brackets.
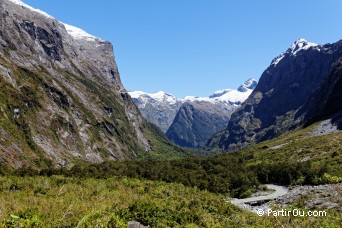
[0, 0, 178, 169]
[166, 101, 234, 148]
[302, 57, 342, 128]
[217, 39, 342, 151]
[165, 79, 257, 148]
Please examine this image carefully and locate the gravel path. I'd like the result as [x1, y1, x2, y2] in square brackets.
[230, 184, 288, 205]
[228, 183, 341, 213]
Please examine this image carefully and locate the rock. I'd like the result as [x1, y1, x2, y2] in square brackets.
[166, 101, 234, 148]
[310, 119, 338, 136]
[128, 221, 149, 228]
[275, 184, 342, 210]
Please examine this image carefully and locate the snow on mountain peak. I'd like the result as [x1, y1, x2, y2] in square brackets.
[7, 0, 102, 42]
[128, 91, 179, 105]
[63, 23, 102, 42]
[210, 79, 256, 104]
[209, 89, 234, 98]
[151, 91, 177, 102]
[272, 38, 319, 66]
[7, 0, 54, 19]
[127, 91, 148, 99]
[209, 79, 257, 101]
[290, 38, 317, 55]
[129, 78, 257, 107]
[237, 78, 257, 92]
[271, 53, 285, 66]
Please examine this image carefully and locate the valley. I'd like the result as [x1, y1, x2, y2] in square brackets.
[0, 0, 341, 227]
[129, 78, 257, 148]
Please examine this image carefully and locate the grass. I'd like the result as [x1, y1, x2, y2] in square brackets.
[238, 122, 342, 177]
[0, 175, 340, 227]
[204, 122, 342, 180]
[0, 175, 237, 227]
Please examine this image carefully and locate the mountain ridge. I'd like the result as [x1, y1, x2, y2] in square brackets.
[128, 78, 257, 133]
[129, 79, 257, 148]
[213, 38, 342, 151]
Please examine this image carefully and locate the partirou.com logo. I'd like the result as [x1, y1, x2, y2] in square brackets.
[256, 208, 327, 217]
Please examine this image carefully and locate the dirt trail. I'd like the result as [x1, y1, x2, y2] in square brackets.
[230, 184, 288, 206]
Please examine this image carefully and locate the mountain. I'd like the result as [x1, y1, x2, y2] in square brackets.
[0, 0, 186, 169]
[165, 101, 234, 148]
[129, 79, 257, 148]
[212, 38, 342, 151]
[129, 79, 257, 135]
[301, 56, 342, 129]
[166, 79, 257, 149]
[184, 78, 257, 105]
[128, 91, 183, 133]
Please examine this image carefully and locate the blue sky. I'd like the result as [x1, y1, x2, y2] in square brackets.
[23, 0, 342, 97]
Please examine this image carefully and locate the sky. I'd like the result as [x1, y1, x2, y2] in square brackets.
[22, 0, 342, 98]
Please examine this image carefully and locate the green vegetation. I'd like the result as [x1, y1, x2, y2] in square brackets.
[236, 122, 342, 180]
[0, 175, 246, 227]
[0, 175, 340, 227]
[41, 153, 337, 199]
[0, 56, 191, 171]
[0, 61, 50, 169]
[51, 155, 258, 198]
[56, 66, 192, 161]
[139, 122, 194, 160]
[5, 122, 331, 202]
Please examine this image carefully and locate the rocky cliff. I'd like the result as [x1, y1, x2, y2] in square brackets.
[302, 56, 342, 129]
[0, 0, 184, 169]
[215, 39, 342, 151]
[165, 101, 234, 148]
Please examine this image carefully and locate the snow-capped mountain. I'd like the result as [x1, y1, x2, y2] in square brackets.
[182, 78, 257, 105]
[237, 78, 258, 92]
[213, 38, 342, 151]
[128, 91, 183, 132]
[271, 38, 319, 66]
[7, 0, 54, 19]
[63, 23, 104, 42]
[129, 91, 180, 107]
[130, 78, 257, 108]
[7, 0, 103, 42]
[128, 79, 257, 148]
